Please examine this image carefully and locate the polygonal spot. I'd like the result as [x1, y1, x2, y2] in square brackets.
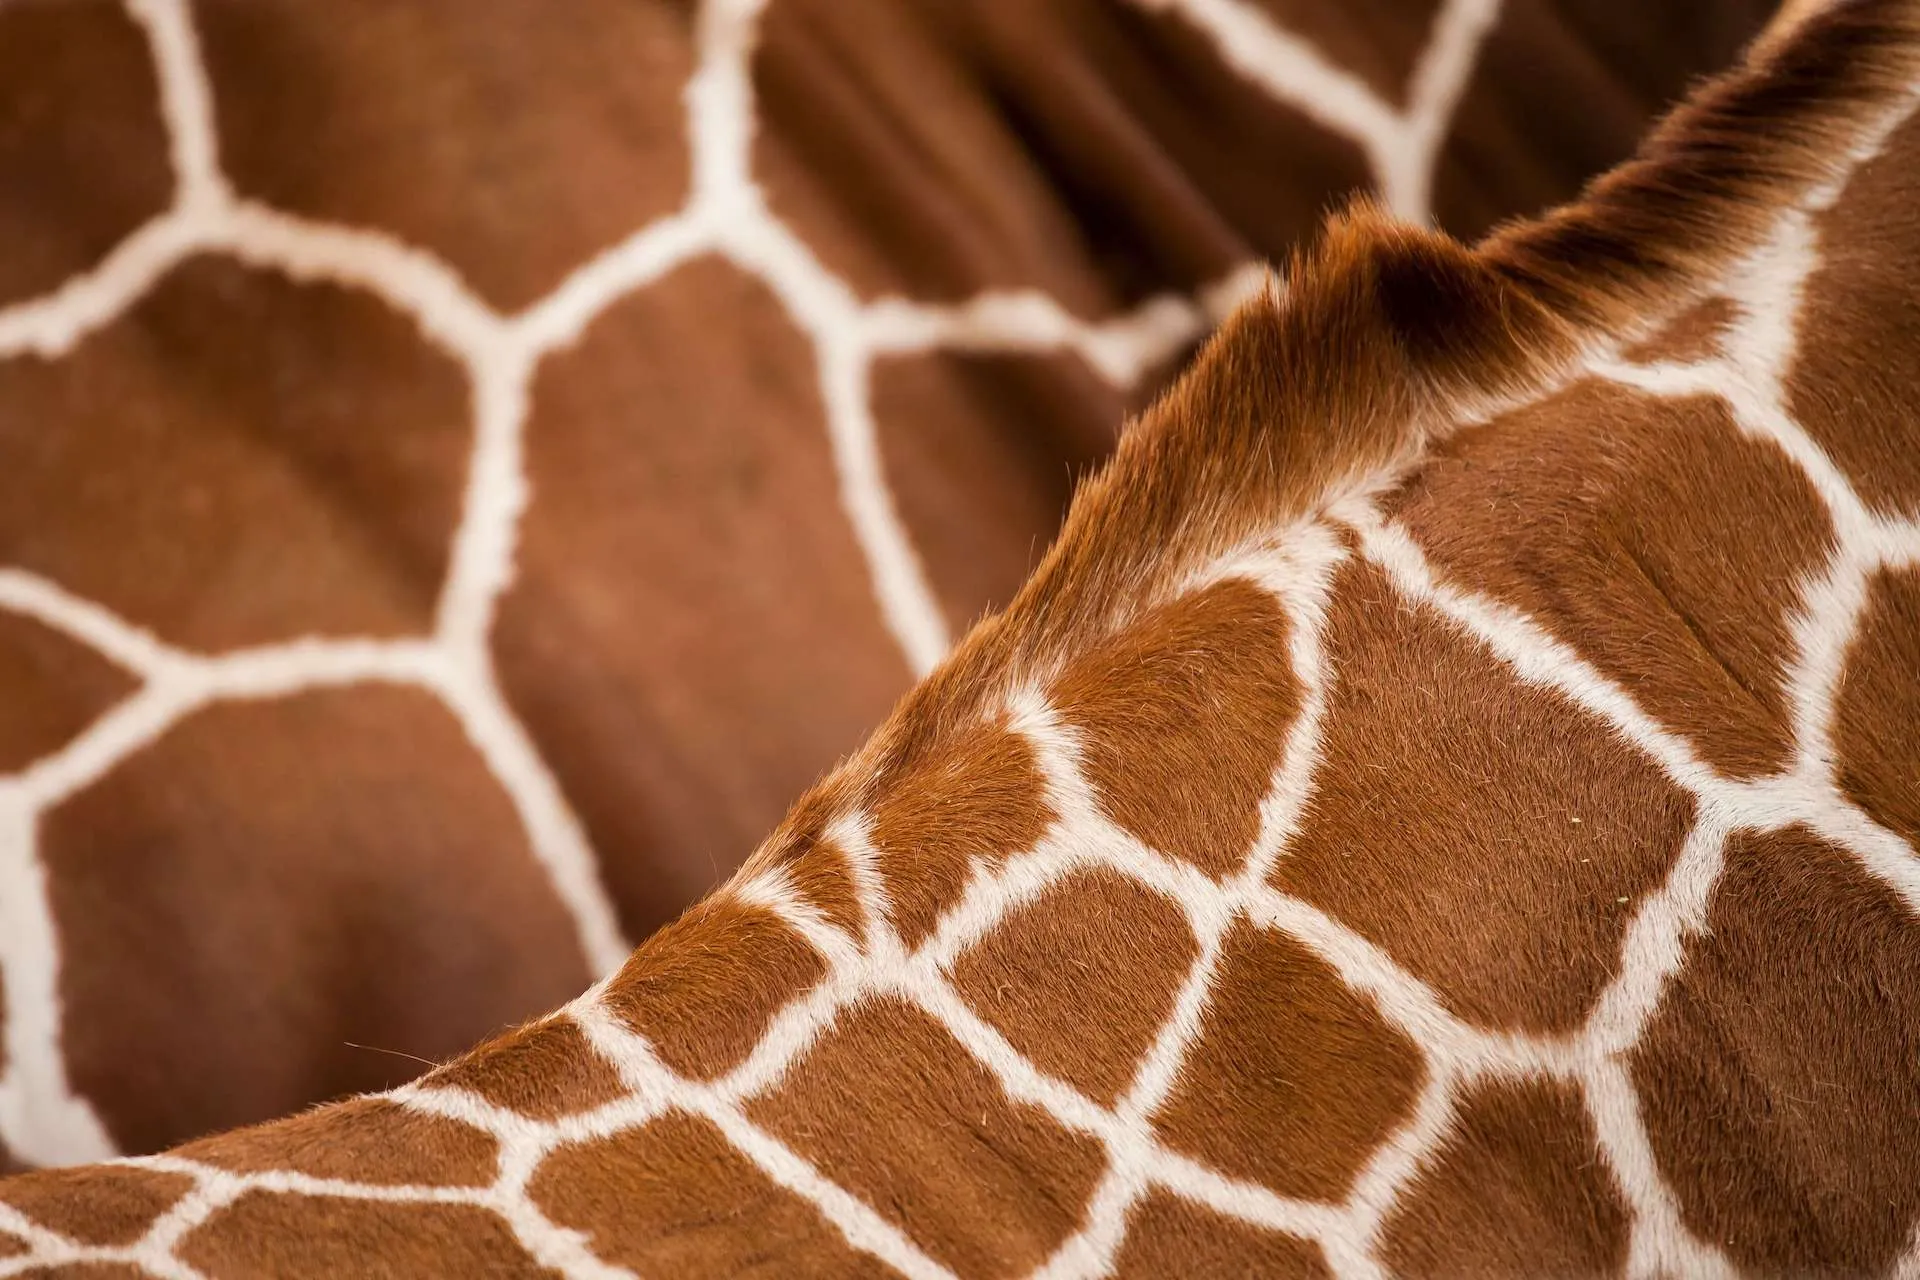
[1272, 561, 1694, 1033]
[0, 0, 171, 306]
[949, 867, 1198, 1104]
[873, 350, 1121, 634]
[744, 996, 1107, 1280]
[0, 1166, 193, 1246]
[195, 0, 693, 310]
[1432, 0, 1775, 237]
[1243, 0, 1443, 103]
[1052, 578, 1299, 879]
[754, 0, 1368, 306]
[603, 897, 825, 1082]
[0, 255, 470, 652]
[0, 612, 137, 774]
[867, 714, 1054, 950]
[531, 1110, 894, 1278]
[179, 1192, 546, 1279]
[495, 257, 910, 940]
[177, 1098, 495, 1189]
[14, 1266, 148, 1279]
[1026, 0, 1372, 290]
[1393, 381, 1834, 780]
[1622, 297, 1738, 365]
[423, 1018, 627, 1123]
[0, 1230, 19, 1258]
[1151, 922, 1424, 1202]
[1379, 1079, 1629, 1274]
[47, 685, 591, 1155]
[743, 782, 873, 942]
[1630, 827, 1920, 1273]
[771, 832, 869, 943]
[1834, 569, 1920, 846]
[751, 0, 1110, 310]
[1790, 109, 1920, 516]
[1112, 1190, 1329, 1279]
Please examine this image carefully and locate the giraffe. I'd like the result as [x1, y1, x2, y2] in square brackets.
[3, 0, 1917, 1273]
[0, 0, 1782, 1170]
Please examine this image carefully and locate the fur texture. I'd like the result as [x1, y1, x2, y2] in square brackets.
[3, 3, 1919, 1276]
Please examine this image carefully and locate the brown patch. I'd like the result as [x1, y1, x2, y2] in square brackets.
[47, 685, 590, 1155]
[179, 1191, 552, 1279]
[1834, 569, 1920, 846]
[1273, 559, 1695, 1032]
[0, 612, 135, 773]
[495, 257, 909, 940]
[1379, 1079, 1630, 1275]
[755, 0, 1369, 307]
[1790, 108, 1920, 516]
[745, 996, 1106, 1279]
[179, 1098, 497, 1188]
[779, 836, 869, 942]
[196, 0, 692, 310]
[424, 1018, 628, 1123]
[0, 0, 170, 307]
[12, 1267, 150, 1280]
[1631, 827, 1920, 1272]
[752, 0, 1111, 310]
[604, 897, 825, 1081]
[1245, 0, 1442, 103]
[949, 868, 1198, 1104]
[1622, 296, 1738, 364]
[957, 0, 1374, 303]
[1434, 0, 1777, 238]
[751, 0, 1096, 310]
[873, 351, 1121, 634]
[1051, 579, 1299, 878]
[0, 256, 469, 652]
[1113, 1190, 1329, 1279]
[0, 1232, 20, 1258]
[1151, 922, 1424, 1202]
[1393, 381, 1833, 779]
[747, 789, 870, 941]
[0, 1165, 192, 1246]
[867, 715, 1053, 949]
[531, 1110, 894, 1278]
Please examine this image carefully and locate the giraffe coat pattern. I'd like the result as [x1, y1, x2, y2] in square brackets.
[3, 0, 1920, 1274]
[0, 0, 1780, 1166]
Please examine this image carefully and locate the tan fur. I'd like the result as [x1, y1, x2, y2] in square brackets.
[1379, 1080, 1630, 1274]
[1632, 828, 1920, 1267]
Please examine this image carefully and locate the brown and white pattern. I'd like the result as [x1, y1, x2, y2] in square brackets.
[0, 0, 1777, 1166]
[0, 2, 1912, 1272]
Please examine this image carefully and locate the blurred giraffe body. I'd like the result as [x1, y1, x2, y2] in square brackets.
[3, 2, 1919, 1275]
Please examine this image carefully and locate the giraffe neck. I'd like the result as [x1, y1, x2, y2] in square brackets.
[6, 3, 1920, 1275]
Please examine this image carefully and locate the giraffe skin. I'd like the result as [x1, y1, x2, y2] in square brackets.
[2, 0, 1918, 1274]
[0, 0, 1785, 1166]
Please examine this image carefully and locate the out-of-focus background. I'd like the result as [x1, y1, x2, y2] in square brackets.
[0, 0, 1776, 1168]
